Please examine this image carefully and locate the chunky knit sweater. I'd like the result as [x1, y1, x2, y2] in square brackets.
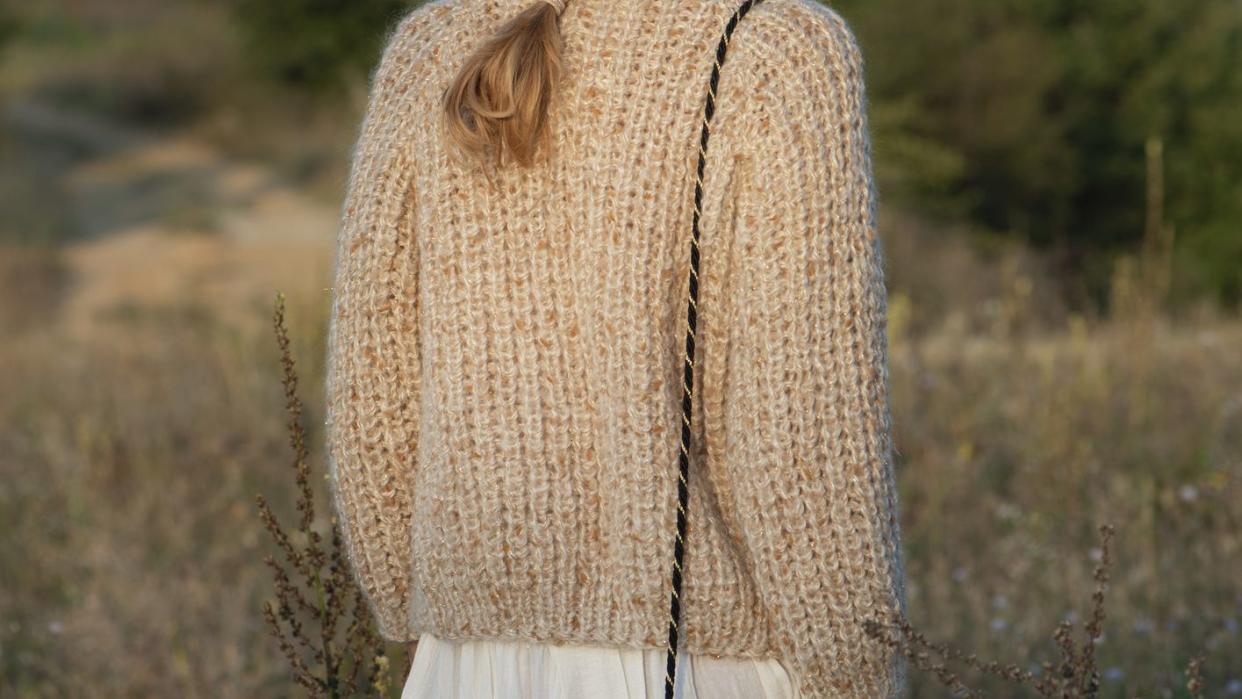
[322, 0, 908, 696]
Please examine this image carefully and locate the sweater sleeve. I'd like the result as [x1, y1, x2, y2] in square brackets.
[700, 8, 908, 698]
[322, 16, 425, 644]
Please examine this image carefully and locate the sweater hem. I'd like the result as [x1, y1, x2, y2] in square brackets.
[407, 620, 783, 663]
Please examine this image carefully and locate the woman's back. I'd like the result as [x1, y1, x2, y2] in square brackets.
[324, 0, 908, 696]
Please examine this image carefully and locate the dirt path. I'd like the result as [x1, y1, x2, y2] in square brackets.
[4, 100, 339, 340]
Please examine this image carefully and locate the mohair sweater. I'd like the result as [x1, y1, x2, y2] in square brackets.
[322, 0, 909, 696]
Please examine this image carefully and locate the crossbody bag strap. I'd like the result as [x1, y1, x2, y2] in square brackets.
[663, 1, 768, 696]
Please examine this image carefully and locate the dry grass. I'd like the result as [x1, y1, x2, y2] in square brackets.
[877, 258, 1242, 695]
[865, 525, 1212, 697]
[4, 242, 1237, 696]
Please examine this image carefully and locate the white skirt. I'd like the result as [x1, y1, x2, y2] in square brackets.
[401, 632, 801, 699]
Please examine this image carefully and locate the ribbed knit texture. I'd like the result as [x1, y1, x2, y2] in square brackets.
[322, 0, 908, 696]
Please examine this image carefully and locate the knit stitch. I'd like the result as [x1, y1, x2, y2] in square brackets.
[323, 0, 908, 696]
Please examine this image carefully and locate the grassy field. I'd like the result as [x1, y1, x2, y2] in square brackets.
[1, 3, 1240, 697]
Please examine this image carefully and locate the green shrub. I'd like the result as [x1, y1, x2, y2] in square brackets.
[231, 0, 415, 91]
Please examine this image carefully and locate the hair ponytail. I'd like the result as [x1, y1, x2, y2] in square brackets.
[442, 0, 568, 168]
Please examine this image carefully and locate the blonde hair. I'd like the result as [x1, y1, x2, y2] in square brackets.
[442, 0, 568, 168]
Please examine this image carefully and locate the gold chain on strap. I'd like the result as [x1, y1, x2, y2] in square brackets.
[663, 0, 767, 696]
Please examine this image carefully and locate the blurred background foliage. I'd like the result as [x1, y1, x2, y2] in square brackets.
[1, 0, 1239, 697]
[836, 0, 1242, 307]
[231, 0, 409, 90]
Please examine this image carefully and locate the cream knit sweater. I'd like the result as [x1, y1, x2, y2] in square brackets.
[323, 0, 908, 696]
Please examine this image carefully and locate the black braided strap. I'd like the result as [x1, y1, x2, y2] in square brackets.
[663, 1, 767, 696]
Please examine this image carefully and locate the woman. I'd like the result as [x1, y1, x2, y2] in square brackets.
[323, 0, 908, 696]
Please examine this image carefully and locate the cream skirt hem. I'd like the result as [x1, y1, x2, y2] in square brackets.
[400, 631, 800, 699]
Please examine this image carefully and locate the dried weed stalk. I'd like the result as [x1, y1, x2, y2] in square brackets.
[257, 292, 395, 697]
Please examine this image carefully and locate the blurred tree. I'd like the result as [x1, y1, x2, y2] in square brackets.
[835, 0, 1242, 307]
[0, 3, 18, 51]
[231, 0, 415, 91]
